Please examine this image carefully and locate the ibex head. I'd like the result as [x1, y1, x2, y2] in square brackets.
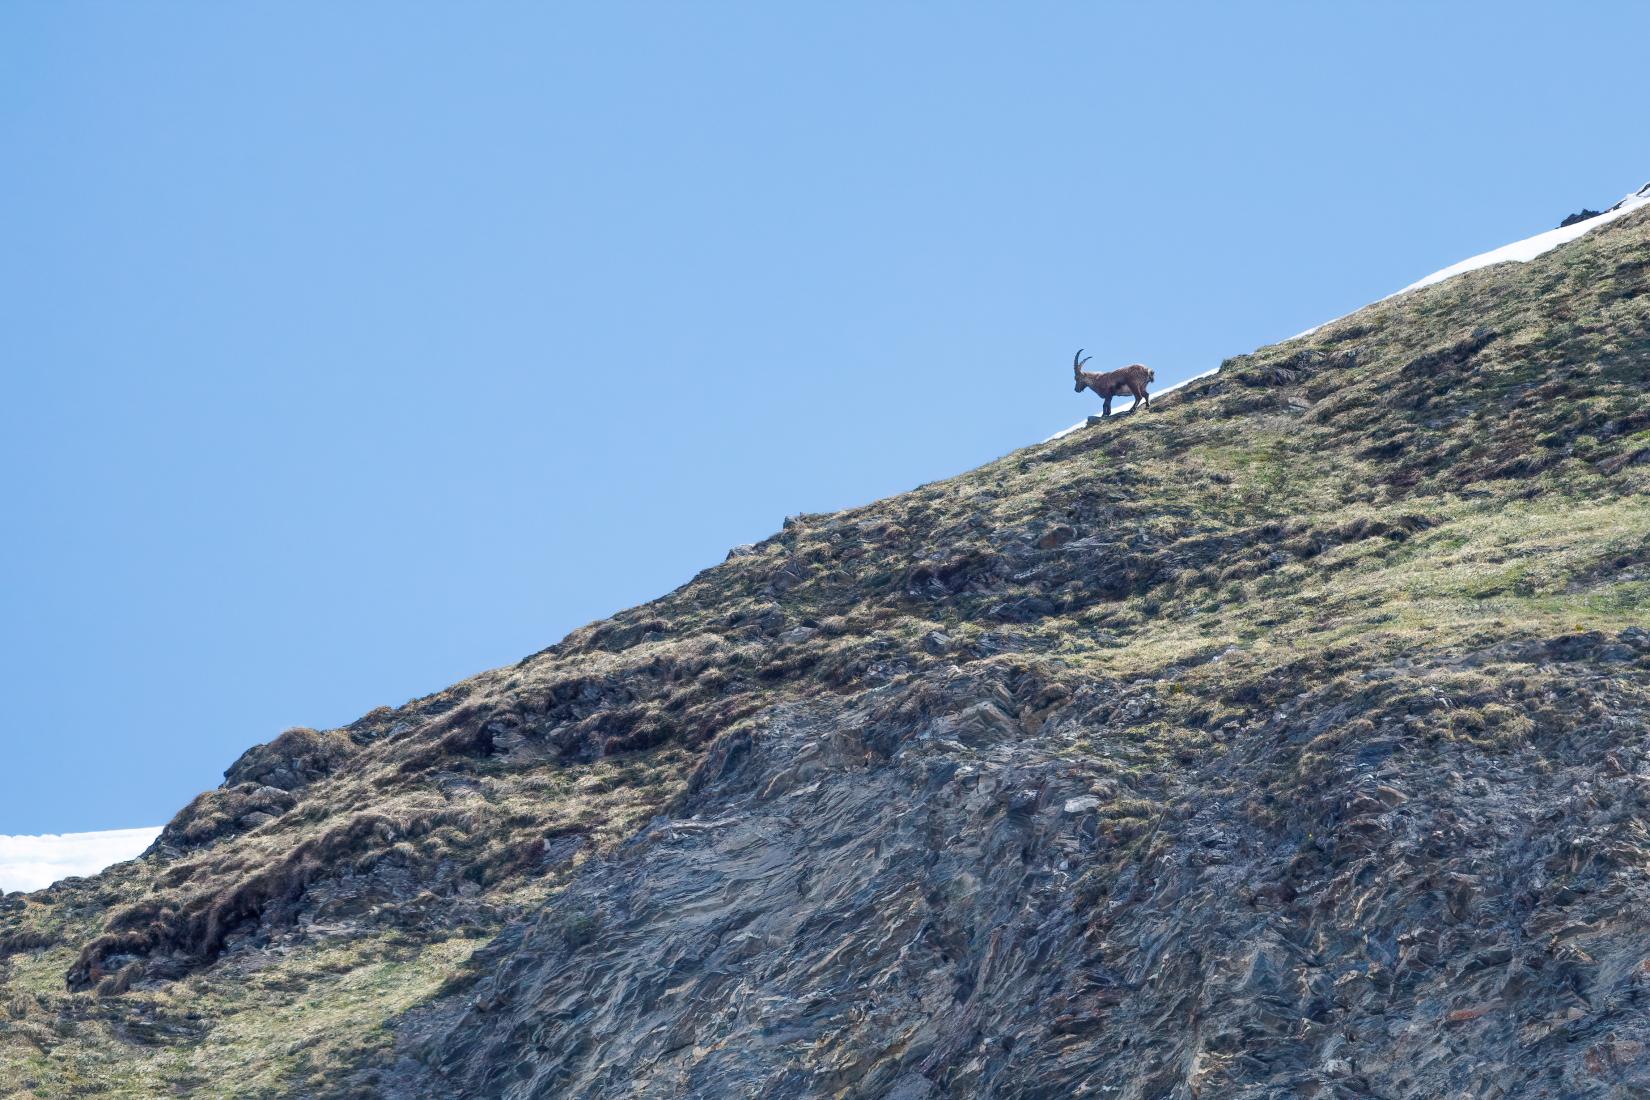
[1073, 349, 1093, 393]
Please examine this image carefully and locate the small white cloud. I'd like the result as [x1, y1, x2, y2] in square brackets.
[0, 827, 162, 893]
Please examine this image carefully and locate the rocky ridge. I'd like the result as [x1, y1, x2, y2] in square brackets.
[2, 200, 1650, 1098]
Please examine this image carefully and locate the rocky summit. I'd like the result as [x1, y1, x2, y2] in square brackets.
[5, 201, 1650, 1099]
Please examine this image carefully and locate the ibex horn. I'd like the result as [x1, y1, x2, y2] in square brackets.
[1073, 349, 1091, 372]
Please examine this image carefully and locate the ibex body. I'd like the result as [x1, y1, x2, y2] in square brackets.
[1073, 349, 1155, 418]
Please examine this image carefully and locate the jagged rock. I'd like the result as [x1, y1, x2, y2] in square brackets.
[224, 727, 355, 792]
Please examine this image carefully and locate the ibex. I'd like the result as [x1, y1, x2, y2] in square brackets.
[1073, 349, 1155, 418]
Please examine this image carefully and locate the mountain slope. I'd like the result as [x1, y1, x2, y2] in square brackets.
[4, 199, 1650, 1099]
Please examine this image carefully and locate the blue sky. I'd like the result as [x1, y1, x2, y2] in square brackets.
[2, 3, 1647, 834]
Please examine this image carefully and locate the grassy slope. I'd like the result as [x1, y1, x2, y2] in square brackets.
[2, 206, 1647, 1097]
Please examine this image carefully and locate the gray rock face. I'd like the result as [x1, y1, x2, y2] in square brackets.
[224, 727, 355, 792]
[380, 634, 1650, 1099]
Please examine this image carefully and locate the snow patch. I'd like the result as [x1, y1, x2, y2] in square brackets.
[0, 827, 161, 893]
[1289, 181, 1650, 341]
[1397, 182, 1650, 294]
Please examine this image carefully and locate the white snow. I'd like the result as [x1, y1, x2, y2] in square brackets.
[0, 827, 161, 893]
[1396, 182, 1650, 294]
[1289, 181, 1650, 341]
[1050, 181, 1650, 441]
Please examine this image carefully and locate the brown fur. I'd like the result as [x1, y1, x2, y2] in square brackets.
[1073, 349, 1155, 418]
